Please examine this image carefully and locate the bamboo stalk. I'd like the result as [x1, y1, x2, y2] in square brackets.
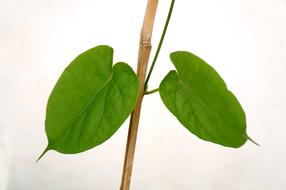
[120, 0, 159, 189]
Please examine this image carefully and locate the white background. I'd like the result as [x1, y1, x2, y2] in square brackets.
[1, 0, 286, 189]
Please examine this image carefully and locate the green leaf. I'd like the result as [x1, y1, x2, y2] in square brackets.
[159, 51, 249, 148]
[38, 45, 139, 160]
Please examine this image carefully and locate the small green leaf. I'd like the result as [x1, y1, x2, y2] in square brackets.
[159, 51, 249, 148]
[39, 45, 139, 159]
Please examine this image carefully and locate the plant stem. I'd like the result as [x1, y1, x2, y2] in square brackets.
[144, 0, 175, 90]
[144, 88, 159, 95]
[120, 1, 159, 190]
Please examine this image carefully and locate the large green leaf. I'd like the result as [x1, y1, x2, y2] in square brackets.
[159, 51, 249, 148]
[38, 45, 139, 160]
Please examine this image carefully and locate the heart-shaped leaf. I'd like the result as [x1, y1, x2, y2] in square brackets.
[38, 45, 139, 160]
[159, 51, 249, 148]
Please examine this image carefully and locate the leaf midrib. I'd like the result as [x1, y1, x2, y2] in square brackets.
[178, 80, 223, 118]
[48, 74, 113, 146]
[178, 79, 237, 135]
[178, 78, 245, 139]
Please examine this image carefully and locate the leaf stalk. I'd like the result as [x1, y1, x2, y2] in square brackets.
[144, 0, 175, 90]
[144, 88, 159, 95]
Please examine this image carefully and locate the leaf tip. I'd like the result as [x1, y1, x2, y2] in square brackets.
[246, 135, 260, 147]
[36, 146, 50, 163]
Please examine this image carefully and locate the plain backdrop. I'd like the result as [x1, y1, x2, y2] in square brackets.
[1, 0, 286, 189]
